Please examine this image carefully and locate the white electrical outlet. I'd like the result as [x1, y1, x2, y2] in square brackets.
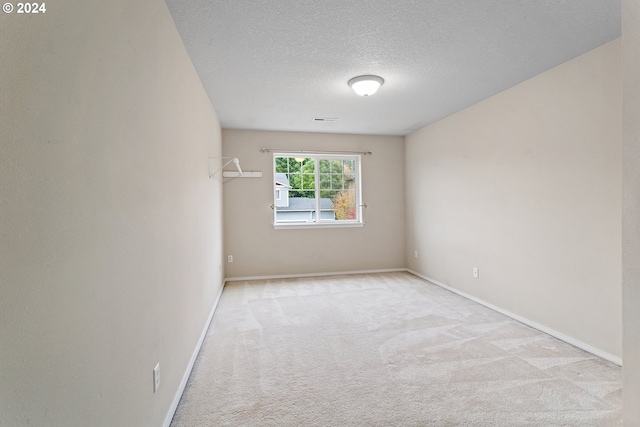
[227, 255, 233, 263]
[473, 268, 479, 279]
[153, 363, 160, 393]
[414, 250, 418, 259]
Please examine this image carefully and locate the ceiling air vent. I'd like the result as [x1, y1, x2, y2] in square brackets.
[312, 117, 338, 122]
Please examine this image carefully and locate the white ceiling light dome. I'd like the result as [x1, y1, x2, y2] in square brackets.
[348, 75, 384, 96]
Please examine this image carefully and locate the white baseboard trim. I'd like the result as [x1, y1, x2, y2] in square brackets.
[407, 269, 622, 367]
[224, 268, 408, 283]
[163, 280, 226, 427]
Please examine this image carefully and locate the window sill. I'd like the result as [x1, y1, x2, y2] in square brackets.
[273, 222, 365, 230]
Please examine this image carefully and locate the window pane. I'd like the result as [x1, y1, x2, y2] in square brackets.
[332, 190, 356, 220]
[343, 159, 356, 174]
[276, 156, 319, 223]
[300, 173, 313, 190]
[331, 173, 343, 190]
[289, 173, 301, 189]
[319, 173, 331, 190]
[319, 159, 330, 173]
[275, 157, 289, 173]
[274, 154, 360, 225]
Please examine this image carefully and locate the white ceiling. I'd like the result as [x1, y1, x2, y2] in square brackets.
[164, 1, 620, 136]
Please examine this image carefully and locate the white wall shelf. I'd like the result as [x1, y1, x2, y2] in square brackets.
[222, 171, 262, 178]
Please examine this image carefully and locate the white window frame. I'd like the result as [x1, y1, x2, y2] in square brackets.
[273, 153, 364, 229]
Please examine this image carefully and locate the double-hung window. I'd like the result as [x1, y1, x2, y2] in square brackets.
[273, 153, 363, 228]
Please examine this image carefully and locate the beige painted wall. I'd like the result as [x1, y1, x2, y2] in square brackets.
[222, 130, 405, 278]
[405, 40, 622, 360]
[622, 0, 640, 423]
[0, 1, 223, 426]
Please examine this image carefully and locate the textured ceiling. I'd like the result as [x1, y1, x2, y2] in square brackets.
[164, 1, 620, 136]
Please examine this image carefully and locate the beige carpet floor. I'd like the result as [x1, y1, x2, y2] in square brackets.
[170, 272, 622, 426]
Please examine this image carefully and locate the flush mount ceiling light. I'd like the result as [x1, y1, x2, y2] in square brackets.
[348, 75, 384, 96]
